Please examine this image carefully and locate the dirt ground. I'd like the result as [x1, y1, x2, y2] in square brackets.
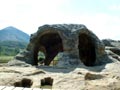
[0, 59, 120, 90]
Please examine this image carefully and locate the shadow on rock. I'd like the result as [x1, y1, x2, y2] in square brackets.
[35, 55, 114, 73]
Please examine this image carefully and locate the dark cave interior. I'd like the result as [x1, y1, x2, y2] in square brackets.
[78, 33, 96, 66]
[33, 32, 63, 65]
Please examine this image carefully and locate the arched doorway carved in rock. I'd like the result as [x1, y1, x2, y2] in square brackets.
[78, 33, 96, 66]
[33, 32, 63, 66]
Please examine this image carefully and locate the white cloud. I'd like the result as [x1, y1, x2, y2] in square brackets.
[0, 0, 120, 40]
[109, 4, 120, 10]
[81, 14, 120, 40]
[0, 0, 68, 34]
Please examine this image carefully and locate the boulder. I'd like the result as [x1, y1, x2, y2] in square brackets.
[102, 39, 114, 47]
[8, 24, 105, 67]
[102, 39, 120, 48]
[105, 47, 120, 56]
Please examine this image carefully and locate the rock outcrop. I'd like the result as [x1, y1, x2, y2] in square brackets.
[102, 39, 120, 48]
[103, 39, 120, 61]
[8, 24, 105, 67]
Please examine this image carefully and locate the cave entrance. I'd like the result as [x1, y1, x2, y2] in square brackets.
[38, 51, 60, 66]
[78, 33, 96, 66]
[38, 51, 45, 65]
[34, 32, 63, 66]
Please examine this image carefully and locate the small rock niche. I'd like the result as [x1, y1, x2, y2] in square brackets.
[40, 77, 54, 89]
[14, 78, 33, 88]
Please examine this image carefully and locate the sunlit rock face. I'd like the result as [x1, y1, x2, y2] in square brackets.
[8, 24, 105, 67]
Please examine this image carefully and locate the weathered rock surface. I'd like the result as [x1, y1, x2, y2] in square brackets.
[1, 60, 120, 90]
[106, 47, 120, 56]
[103, 39, 120, 61]
[102, 39, 120, 48]
[85, 72, 104, 80]
[102, 39, 114, 47]
[8, 24, 105, 67]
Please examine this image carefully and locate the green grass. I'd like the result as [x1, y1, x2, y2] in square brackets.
[0, 56, 14, 63]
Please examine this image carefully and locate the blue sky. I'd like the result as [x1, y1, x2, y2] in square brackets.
[0, 0, 120, 40]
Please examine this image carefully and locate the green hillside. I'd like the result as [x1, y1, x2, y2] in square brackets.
[0, 26, 30, 42]
[0, 41, 28, 56]
[0, 26, 30, 56]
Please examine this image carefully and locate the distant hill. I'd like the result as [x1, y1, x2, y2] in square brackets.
[0, 26, 30, 56]
[0, 26, 30, 42]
